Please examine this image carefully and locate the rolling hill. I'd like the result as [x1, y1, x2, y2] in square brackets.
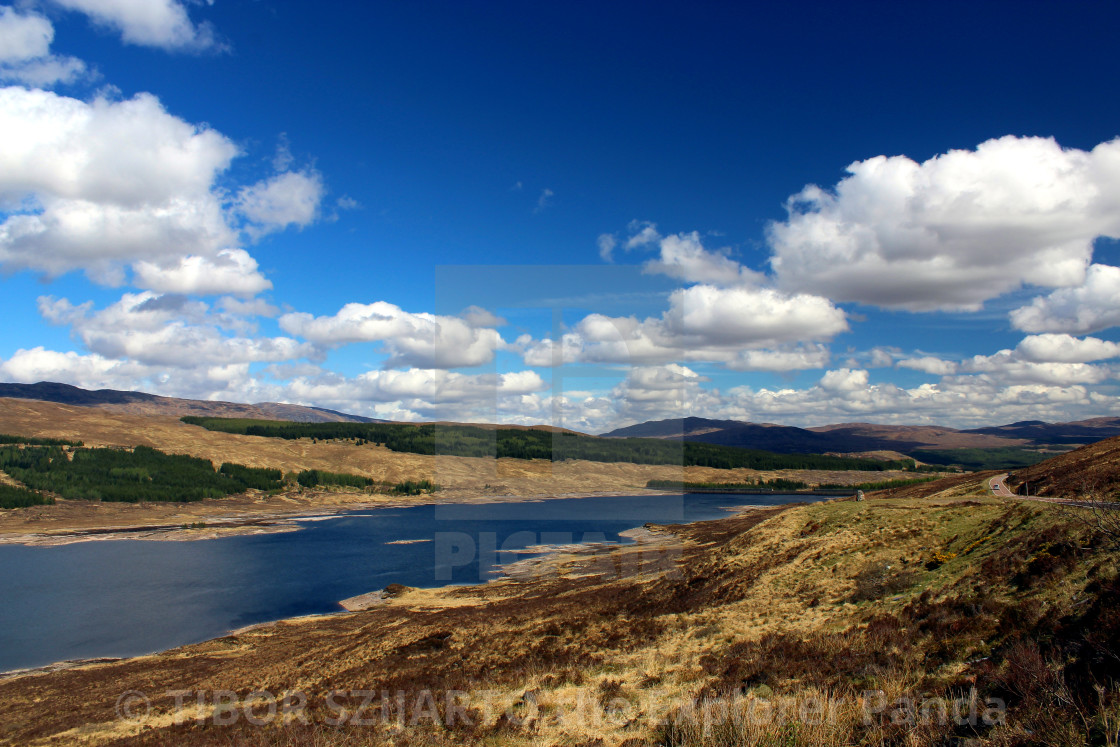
[0, 381, 381, 424]
[5, 382, 1120, 470]
[602, 415, 1120, 458]
[1005, 432, 1120, 498]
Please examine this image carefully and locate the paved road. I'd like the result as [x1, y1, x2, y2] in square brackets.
[989, 473, 1119, 510]
[989, 473, 1016, 497]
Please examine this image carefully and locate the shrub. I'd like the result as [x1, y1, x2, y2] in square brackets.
[391, 479, 441, 495]
[851, 562, 919, 602]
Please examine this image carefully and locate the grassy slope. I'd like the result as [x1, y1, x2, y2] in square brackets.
[3, 471, 1119, 746]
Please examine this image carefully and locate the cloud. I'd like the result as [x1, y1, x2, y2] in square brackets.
[643, 231, 766, 286]
[625, 221, 661, 249]
[0, 86, 322, 293]
[38, 291, 313, 368]
[556, 359, 1119, 432]
[899, 335, 1119, 385]
[0, 346, 151, 389]
[1010, 263, 1120, 334]
[519, 284, 846, 370]
[958, 352, 1111, 386]
[459, 305, 506, 328]
[278, 302, 509, 369]
[662, 284, 847, 344]
[717, 371, 1111, 428]
[819, 367, 870, 393]
[0, 7, 89, 85]
[867, 347, 901, 368]
[132, 249, 271, 297]
[0, 345, 282, 403]
[607, 363, 723, 424]
[49, 0, 222, 51]
[270, 368, 550, 422]
[898, 356, 958, 376]
[534, 187, 554, 213]
[597, 233, 617, 262]
[0, 7, 52, 61]
[0, 86, 235, 279]
[768, 136, 1120, 311]
[605, 224, 765, 287]
[727, 344, 830, 372]
[1014, 333, 1120, 363]
[236, 170, 325, 237]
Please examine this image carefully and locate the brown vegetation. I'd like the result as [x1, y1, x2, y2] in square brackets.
[1007, 434, 1120, 498]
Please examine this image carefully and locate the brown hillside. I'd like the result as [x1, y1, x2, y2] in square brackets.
[0, 382, 373, 423]
[1006, 433, 1120, 498]
[98, 399, 366, 422]
[809, 422, 1027, 449]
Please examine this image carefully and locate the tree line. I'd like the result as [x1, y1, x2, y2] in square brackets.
[0, 433, 83, 446]
[0, 482, 53, 509]
[0, 444, 284, 504]
[180, 417, 917, 472]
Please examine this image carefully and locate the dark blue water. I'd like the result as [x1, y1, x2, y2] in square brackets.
[0, 493, 816, 672]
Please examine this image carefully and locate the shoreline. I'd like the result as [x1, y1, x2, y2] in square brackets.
[0, 488, 665, 547]
[0, 499, 795, 678]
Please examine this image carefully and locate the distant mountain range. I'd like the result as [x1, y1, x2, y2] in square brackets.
[601, 415, 1120, 455]
[4, 382, 1120, 459]
[0, 381, 382, 424]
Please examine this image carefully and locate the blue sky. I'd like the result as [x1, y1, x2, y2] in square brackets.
[2, 0, 1120, 432]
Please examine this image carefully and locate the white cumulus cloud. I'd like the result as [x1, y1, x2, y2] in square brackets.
[49, 0, 221, 51]
[521, 283, 846, 370]
[132, 249, 271, 297]
[279, 302, 509, 369]
[1014, 333, 1120, 363]
[236, 170, 325, 237]
[897, 356, 959, 376]
[1010, 264, 1120, 334]
[38, 291, 313, 368]
[0, 86, 324, 294]
[0, 6, 52, 61]
[768, 136, 1120, 311]
[0, 7, 88, 85]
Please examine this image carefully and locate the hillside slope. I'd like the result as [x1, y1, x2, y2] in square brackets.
[604, 416, 1031, 453]
[0, 382, 380, 424]
[1006, 433, 1120, 498]
[964, 416, 1120, 445]
[604, 415, 1120, 457]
